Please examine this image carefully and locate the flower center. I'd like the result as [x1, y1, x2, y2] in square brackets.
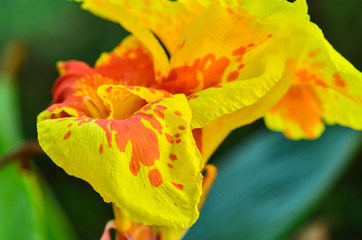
[83, 96, 109, 119]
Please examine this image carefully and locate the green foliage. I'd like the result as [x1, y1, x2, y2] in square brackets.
[186, 126, 361, 240]
[0, 75, 76, 240]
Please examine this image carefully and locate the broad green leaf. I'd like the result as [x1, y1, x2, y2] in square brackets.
[185, 126, 361, 240]
[0, 75, 77, 240]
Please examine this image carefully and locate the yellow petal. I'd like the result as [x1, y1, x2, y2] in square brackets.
[37, 93, 203, 228]
[192, 60, 295, 161]
[180, 0, 308, 21]
[157, 165, 218, 240]
[265, 23, 362, 139]
[159, 3, 308, 129]
[79, 0, 170, 77]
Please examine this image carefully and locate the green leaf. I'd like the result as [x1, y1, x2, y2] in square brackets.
[0, 75, 77, 240]
[185, 126, 361, 240]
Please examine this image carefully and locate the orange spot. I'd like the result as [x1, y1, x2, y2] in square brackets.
[155, 105, 167, 111]
[165, 133, 173, 143]
[267, 34, 273, 38]
[99, 144, 103, 154]
[232, 46, 246, 56]
[312, 76, 328, 87]
[178, 125, 185, 130]
[310, 61, 326, 69]
[129, 161, 141, 176]
[178, 39, 186, 49]
[176, 139, 181, 144]
[247, 43, 255, 47]
[238, 64, 245, 70]
[167, 163, 173, 168]
[174, 111, 182, 116]
[236, 56, 243, 62]
[67, 123, 72, 128]
[227, 71, 239, 82]
[270, 86, 323, 139]
[174, 133, 180, 138]
[64, 131, 71, 140]
[154, 109, 164, 119]
[174, 203, 177, 206]
[169, 153, 177, 161]
[308, 49, 321, 58]
[172, 182, 184, 190]
[159, 54, 230, 94]
[295, 70, 310, 83]
[333, 73, 346, 88]
[148, 169, 163, 187]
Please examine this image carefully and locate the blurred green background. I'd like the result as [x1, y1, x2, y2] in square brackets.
[0, 0, 361, 239]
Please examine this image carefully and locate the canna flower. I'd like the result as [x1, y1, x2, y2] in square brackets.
[37, 0, 361, 233]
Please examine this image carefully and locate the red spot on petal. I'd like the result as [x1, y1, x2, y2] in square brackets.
[227, 71, 239, 82]
[178, 125, 185, 130]
[172, 182, 183, 190]
[232, 46, 246, 56]
[129, 160, 141, 176]
[238, 64, 245, 70]
[236, 56, 243, 63]
[167, 163, 173, 168]
[143, 105, 153, 111]
[106, 86, 112, 92]
[155, 105, 167, 111]
[169, 153, 177, 161]
[176, 139, 181, 144]
[267, 34, 273, 38]
[165, 133, 173, 143]
[178, 39, 186, 49]
[154, 109, 165, 119]
[67, 123, 72, 128]
[174, 111, 182, 116]
[149, 169, 163, 187]
[99, 144, 103, 154]
[174, 203, 177, 206]
[64, 131, 71, 140]
[159, 54, 230, 94]
[174, 133, 180, 138]
[248, 43, 255, 47]
[333, 73, 346, 88]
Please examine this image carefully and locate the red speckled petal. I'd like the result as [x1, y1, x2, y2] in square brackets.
[37, 94, 203, 228]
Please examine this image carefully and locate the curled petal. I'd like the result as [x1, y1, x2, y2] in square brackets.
[38, 94, 203, 228]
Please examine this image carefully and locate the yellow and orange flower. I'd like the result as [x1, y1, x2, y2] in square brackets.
[37, 0, 362, 233]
